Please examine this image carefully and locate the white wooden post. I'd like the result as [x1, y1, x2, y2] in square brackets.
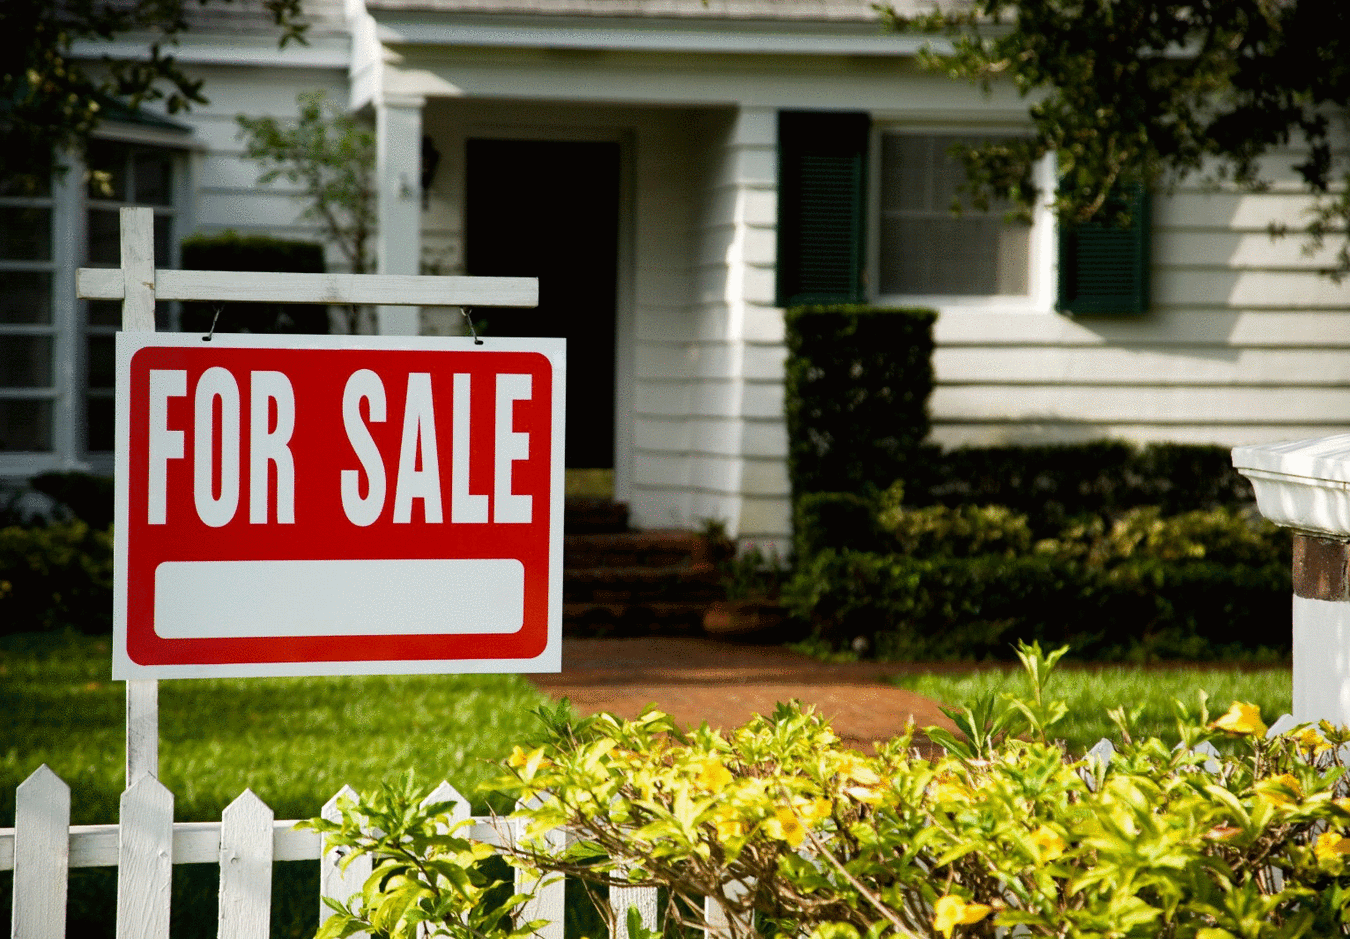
[10, 765, 71, 939]
[115, 774, 174, 939]
[218, 790, 274, 939]
[1234, 435, 1350, 724]
[119, 207, 160, 787]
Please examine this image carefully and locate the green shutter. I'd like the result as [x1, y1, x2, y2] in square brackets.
[776, 111, 869, 307]
[1057, 184, 1151, 316]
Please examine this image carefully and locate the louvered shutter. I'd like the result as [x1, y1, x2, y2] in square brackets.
[776, 111, 869, 307]
[1057, 184, 1151, 315]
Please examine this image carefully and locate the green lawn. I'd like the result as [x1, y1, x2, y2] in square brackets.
[893, 663, 1293, 757]
[0, 631, 563, 939]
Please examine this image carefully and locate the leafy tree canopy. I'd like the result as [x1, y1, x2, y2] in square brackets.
[1, 0, 306, 187]
[884, 0, 1350, 278]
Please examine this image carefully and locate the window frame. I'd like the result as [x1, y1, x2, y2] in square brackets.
[867, 123, 1058, 315]
[0, 124, 192, 479]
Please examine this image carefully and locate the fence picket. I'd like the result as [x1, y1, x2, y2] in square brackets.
[115, 774, 174, 939]
[321, 785, 372, 936]
[424, 780, 471, 824]
[11, 765, 71, 939]
[515, 796, 566, 939]
[218, 790, 274, 939]
[610, 881, 660, 939]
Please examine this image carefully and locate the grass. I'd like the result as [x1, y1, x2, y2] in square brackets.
[0, 630, 562, 939]
[892, 663, 1293, 757]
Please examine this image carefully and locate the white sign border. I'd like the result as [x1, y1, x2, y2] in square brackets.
[113, 332, 566, 679]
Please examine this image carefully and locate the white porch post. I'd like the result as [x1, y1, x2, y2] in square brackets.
[376, 95, 423, 335]
[1233, 436, 1350, 725]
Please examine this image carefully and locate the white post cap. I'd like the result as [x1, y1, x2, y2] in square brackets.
[1232, 434, 1350, 537]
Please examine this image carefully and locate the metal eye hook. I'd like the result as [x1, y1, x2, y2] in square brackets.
[462, 307, 484, 345]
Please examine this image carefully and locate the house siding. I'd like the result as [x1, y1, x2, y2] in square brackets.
[929, 145, 1350, 449]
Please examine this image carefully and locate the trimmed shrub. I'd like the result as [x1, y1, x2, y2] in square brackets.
[784, 548, 1289, 662]
[180, 231, 329, 335]
[784, 306, 936, 502]
[792, 491, 881, 558]
[0, 522, 113, 635]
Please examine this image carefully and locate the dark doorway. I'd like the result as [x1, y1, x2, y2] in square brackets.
[465, 138, 620, 469]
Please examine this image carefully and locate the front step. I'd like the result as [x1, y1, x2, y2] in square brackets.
[562, 522, 722, 637]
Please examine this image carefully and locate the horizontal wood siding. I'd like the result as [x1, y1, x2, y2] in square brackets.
[931, 153, 1350, 449]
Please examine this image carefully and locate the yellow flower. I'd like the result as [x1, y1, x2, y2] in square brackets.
[794, 796, 833, 825]
[710, 805, 745, 841]
[1211, 702, 1267, 737]
[508, 745, 552, 774]
[763, 805, 806, 847]
[929, 776, 967, 804]
[692, 757, 733, 791]
[835, 753, 882, 786]
[1316, 831, 1350, 863]
[1256, 773, 1303, 808]
[1292, 725, 1333, 754]
[932, 895, 993, 938]
[1029, 825, 1066, 862]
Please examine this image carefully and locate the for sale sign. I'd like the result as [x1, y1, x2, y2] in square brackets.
[113, 333, 564, 679]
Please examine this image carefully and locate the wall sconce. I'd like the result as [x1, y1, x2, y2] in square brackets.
[421, 135, 441, 209]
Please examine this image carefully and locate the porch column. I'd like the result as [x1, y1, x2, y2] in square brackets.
[1233, 435, 1350, 724]
[375, 95, 423, 335]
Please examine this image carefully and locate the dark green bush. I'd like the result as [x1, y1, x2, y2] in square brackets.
[0, 522, 113, 635]
[180, 231, 329, 335]
[899, 441, 1255, 537]
[793, 491, 881, 558]
[784, 305, 935, 502]
[784, 548, 1290, 662]
[28, 471, 114, 528]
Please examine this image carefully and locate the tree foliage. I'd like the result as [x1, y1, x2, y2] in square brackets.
[0, 0, 306, 187]
[883, 0, 1350, 278]
[236, 90, 376, 276]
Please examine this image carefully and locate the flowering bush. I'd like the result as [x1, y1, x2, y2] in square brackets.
[314, 644, 1350, 939]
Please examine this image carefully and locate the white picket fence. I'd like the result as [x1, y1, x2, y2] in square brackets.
[0, 765, 674, 939]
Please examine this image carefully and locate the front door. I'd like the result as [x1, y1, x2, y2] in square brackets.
[465, 138, 620, 470]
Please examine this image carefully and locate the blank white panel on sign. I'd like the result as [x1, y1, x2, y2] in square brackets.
[154, 559, 525, 638]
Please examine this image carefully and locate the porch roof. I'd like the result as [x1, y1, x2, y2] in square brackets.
[362, 0, 960, 19]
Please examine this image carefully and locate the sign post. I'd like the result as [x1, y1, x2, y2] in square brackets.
[81, 208, 552, 786]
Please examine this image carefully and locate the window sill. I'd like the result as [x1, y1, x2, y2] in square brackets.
[871, 294, 1055, 316]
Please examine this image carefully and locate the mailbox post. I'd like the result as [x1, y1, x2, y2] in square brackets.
[1233, 435, 1350, 724]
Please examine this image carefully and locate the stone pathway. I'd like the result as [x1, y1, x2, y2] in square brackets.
[529, 637, 961, 752]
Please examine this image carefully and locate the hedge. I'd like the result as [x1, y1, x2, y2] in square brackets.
[0, 522, 113, 636]
[180, 231, 329, 335]
[784, 548, 1291, 662]
[784, 305, 935, 502]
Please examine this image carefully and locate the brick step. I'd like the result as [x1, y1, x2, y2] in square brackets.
[563, 600, 709, 638]
[564, 530, 712, 569]
[564, 498, 629, 534]
[563, 565, 723, 603]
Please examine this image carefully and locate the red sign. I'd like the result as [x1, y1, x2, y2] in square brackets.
[113, 334, 564, 679]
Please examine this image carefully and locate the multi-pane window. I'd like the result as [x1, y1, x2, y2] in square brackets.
[83, 140, 178, 454]
[0, 176, 57, 452]
[877, 132, 1031, 297]
[0, 137, 179, 468]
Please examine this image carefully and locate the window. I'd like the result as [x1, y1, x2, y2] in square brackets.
[0, 175, 57, 453]
[877, 132, 1031, 297]
[0, 131, 184, 474]
[83, 139, 179, 454]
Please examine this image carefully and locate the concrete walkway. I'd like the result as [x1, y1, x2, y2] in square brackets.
[529, 637, 960, 751]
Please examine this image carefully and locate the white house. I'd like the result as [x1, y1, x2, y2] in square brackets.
[4, 0, 1347, 546]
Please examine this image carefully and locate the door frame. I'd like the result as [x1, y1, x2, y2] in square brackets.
[463, 123, 635, 501]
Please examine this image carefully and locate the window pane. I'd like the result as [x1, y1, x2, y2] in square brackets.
[86, 393, 114, 452]
[0, 271, 53, 324]
[0, 206, 53, 261]
[0, 399, 53, 451]
[154, 213, 172, 266]
[0, 335, 54, 387]
[87, 140, 129, 200]
[134, 150, 174, 206]
[879, 131, 1031, 297]
[86, 334, 115, 390]
[87, 209, 120, 265]
[88, 299, 122, 327]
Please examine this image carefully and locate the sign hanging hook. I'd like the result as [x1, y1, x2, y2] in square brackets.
[461, 306, 484, 345]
